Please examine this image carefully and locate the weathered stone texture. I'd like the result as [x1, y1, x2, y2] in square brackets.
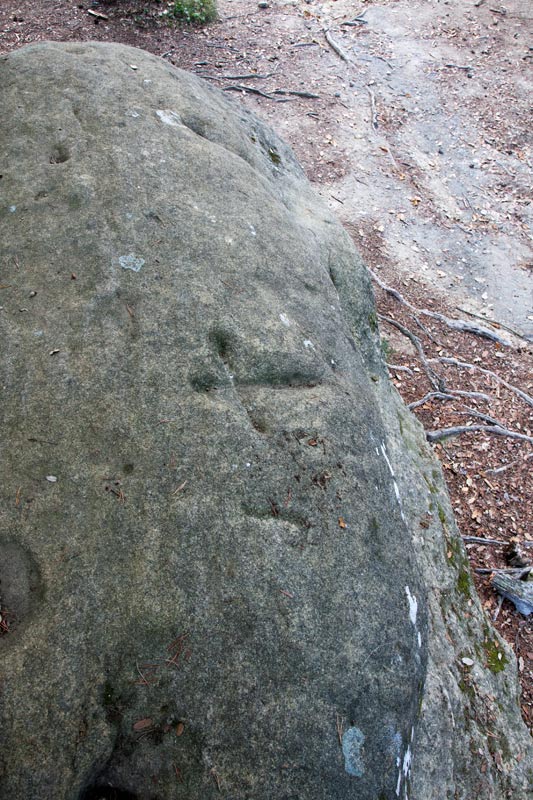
[0, 42, 531, 799]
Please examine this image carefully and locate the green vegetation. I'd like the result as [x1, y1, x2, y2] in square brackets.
[163, 0, 217, 25]
[380, 336, 391, 359]
[482, 638, 509, 674]
[367, 310, 378, 332]
[456, 567, 472, 598]
[423, 473, 438, 494]
[458, 676, 476, 702]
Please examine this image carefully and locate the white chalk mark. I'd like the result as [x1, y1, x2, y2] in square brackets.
[380, 442, 395, 477]
[405, 586, 418, 626]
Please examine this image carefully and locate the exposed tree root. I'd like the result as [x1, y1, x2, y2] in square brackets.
[408, 389, 492, 410]
[379, 314, 442, 390]
[432, 357, 533, 409]
[324, 29, 351, 62]
[426, 424, 533, 444]
[370, 269, 512, 346]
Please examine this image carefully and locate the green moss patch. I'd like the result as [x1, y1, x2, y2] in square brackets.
[164, 0, 217, 25]
[457, 567, 473, 598]
[482, 638, 509, 674]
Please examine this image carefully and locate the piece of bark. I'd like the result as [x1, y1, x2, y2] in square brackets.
[492, 574, 533, 616]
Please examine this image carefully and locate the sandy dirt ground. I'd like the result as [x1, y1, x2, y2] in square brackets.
[1, 0, 532, 730]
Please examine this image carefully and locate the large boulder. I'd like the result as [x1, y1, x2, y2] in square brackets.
[0, 42, 531, 799]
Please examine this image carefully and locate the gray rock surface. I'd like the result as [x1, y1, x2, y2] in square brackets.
[0, 41, 531, 799]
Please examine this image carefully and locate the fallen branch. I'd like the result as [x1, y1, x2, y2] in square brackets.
[432, 357, 533, 409]
[87, 9, 108, 20]
[463, 535, 533, 548]
[475, 567, 530, 575]
[369, 269, 511, 346]
[379, 315, 442, 390]
[492, 574, 533, 616]
[426, 423, 533, 444]
[462, 536, 506, 545]
[324, 30, 351, 62]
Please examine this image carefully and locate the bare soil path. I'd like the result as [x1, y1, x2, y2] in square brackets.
[1, 0, 532, 731]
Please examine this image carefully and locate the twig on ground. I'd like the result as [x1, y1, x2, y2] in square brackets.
[463, 537, 533, 548]
[445, 64, 474, 72]
[426, 423, 533, 444]
[462, 536, 507, 545]
[134, 662, 158, 686]
[324, 29, 351, 62]
[484, 453, 533, 475]
[87, 9, 108, 20]
[369, 269, 511, 345]
[379, 315, 442, 390]
[432, 357, 533, 409]
[493, 594, 505, 621]
[476, 567, 531, 575]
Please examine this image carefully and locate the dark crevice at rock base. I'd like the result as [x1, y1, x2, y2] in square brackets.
[79, 788, 138, 800]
